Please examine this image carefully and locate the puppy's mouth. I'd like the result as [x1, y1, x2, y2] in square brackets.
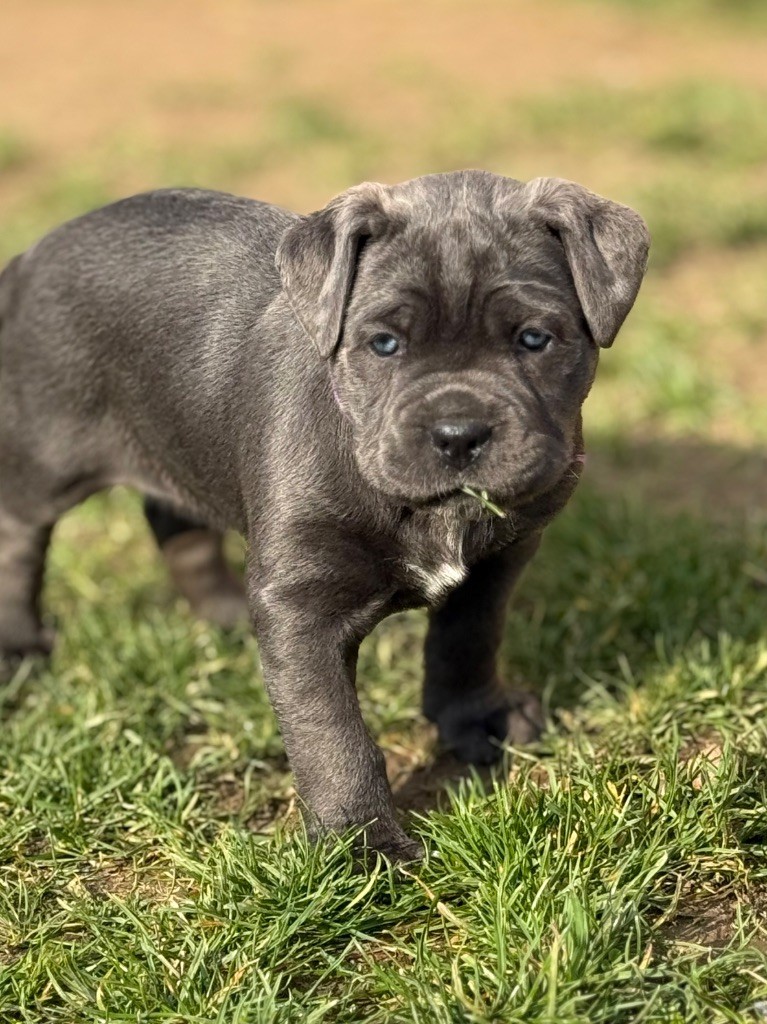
[407, 487, 488, 515]
[402, 452, 585, 515]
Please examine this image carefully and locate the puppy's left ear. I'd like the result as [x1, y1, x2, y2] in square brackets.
[276, 182, 393, 359]
[526, 178, 650, 348]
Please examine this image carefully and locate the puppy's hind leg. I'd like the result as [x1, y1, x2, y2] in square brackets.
[143, 498, 248, 630]
[0, 463, 106, 676]
[0, 505, 53, 668]
[0, 444, 97, 673]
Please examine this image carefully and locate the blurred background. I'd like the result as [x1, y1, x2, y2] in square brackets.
[2, 0, 766, 518]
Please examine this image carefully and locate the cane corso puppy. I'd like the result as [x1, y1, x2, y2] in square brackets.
[0, 171, 649, 859]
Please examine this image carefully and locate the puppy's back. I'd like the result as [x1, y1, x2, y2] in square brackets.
[0, 190, 297, 520]
[3, 188, 292, 331]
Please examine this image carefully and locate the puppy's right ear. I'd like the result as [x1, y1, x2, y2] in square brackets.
[276, 183, 392, 359]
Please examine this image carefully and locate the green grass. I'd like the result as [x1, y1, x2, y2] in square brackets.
[586, 0, 767, 26]
[1, 483, 767, 1022]
[0, 131, 31, 174]
[517, 82, 767, 168]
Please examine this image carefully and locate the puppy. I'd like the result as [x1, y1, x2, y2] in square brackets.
[0, 171, 649, 859]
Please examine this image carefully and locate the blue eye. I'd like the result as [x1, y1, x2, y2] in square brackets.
[370, 333, 400, 357]
[518, 328, 552, 352]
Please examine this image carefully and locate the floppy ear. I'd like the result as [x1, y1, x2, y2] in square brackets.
[275, 182, 392, 359]
[525, 178, 650, 348]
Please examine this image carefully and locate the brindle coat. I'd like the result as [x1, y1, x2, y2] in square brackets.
[0, 171, 649, 859]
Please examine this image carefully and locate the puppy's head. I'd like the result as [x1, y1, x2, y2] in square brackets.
[277, 170, 649, 507]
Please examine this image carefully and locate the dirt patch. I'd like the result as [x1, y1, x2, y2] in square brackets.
[209, 773, 249, 817]
[662, 891, 739, 949]
[22, 830, 51, 857]
[83, 858, 194, 903]
[3, 0, 767, 183]
[678, 735, 726, 788]
[659, 880, 767, 954]
[383, 720, 477, 815]
[200, 769, 295, 833]
[0, 942, 25, 968]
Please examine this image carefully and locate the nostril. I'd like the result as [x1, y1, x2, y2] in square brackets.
[467, 425, 492, 452]
[430, 420, 493, 467]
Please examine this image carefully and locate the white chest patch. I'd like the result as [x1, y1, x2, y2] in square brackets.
[405, 558, 467, 602]
[399, 503, 477, 602]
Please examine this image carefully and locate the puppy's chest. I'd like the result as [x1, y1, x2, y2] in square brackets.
[394, 509, 506, 605]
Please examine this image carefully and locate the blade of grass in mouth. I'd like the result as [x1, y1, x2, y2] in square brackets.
[460, 485, 507, 518]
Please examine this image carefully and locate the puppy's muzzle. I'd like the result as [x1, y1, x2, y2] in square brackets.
[430, 418, 492, 471]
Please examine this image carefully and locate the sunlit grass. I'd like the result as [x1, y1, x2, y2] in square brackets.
[2, 486, 767, 1020]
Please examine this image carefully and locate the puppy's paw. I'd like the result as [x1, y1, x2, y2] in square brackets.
[435, 688, 544, 765]
[364, 826, 425, 865]
[312, 815, 424, 865]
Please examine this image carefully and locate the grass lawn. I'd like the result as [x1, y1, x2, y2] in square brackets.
[2, 487, 767, 1022]
[2, 0, 767, 1020]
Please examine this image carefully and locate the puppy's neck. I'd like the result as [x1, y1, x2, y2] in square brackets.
[396, 500, 505, 604]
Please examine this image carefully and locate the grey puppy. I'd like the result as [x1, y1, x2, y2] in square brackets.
[0, 170, 649, 860]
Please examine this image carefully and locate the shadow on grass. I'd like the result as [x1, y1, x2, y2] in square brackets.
[391, 751, 497, 816]
[586, 433, 767, 519]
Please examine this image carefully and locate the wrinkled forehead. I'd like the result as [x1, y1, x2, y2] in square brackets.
[353, 209, 578, 324]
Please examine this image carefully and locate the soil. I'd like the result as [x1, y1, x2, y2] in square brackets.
[3, 0, 767, 165]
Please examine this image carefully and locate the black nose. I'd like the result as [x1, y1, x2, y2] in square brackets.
[430, 419, 492, 470]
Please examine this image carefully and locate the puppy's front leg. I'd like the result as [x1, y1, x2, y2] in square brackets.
[423, 535, 544, 764]
[250, 550, 422, 862]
